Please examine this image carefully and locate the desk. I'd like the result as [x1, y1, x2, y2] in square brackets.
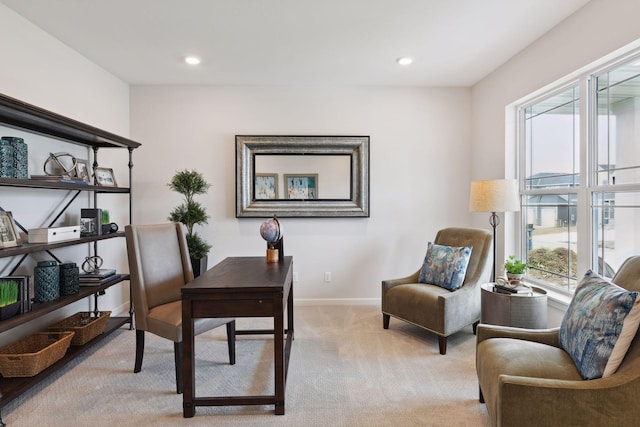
[181, 256, 294, 417]
[480, 283, 547, 329]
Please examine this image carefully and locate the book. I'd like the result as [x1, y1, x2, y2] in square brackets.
[79, 274, 121, 286]
[58, 177, 89, 185]
[79, 268, 116, 281]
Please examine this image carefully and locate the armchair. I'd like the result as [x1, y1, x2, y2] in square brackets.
[381, 227, 492, 354]
[125, 222, 236, 394]
[476, 256, 640, 426]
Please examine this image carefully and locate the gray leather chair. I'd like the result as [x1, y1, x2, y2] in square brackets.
[125, 222, 235, 393]
[476, 256, 640, 426]
[382, 227, 493, 354]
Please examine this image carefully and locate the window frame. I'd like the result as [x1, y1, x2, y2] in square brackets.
[515, 51, 640, 295]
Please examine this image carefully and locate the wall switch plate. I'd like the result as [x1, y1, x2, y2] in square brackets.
[293, 272, 299, 282]
[324, 272, 331, 282]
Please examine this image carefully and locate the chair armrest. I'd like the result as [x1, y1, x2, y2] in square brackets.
[381, 270, 421, 292]
[476, 323, 560, 348]
[497, 374, 640, 425]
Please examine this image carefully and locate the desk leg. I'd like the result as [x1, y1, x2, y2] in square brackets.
[287, 283, 294, 341]
[182, 298, 196, 418]
[274, 295, 285, 415]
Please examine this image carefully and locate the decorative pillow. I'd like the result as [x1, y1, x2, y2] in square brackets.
[418, 242, 472, 291]
[559, 270, 640, 380]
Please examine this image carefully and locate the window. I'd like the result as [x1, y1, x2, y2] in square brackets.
[521, 86, 580, 291]
[518, 55, 640, 293]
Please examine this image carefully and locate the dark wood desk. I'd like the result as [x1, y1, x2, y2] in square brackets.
[181, 256, 294, 417]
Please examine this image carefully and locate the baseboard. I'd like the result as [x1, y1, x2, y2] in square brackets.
[294, 298, 380, 306]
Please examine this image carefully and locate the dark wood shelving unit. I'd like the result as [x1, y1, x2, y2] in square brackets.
[0, 92, 141, 424]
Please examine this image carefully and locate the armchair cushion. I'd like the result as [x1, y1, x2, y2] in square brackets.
[418, 242, 472, 291]
[559, 270, 640, 379]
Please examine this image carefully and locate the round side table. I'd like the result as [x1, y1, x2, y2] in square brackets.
[480, 283, 548, 329]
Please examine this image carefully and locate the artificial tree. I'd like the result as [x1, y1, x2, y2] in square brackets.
[168, 169, 212, 276]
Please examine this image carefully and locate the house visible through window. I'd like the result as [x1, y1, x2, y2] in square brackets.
[518, 54, 640, 293]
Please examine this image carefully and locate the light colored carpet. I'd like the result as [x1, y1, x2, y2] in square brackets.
[3, 305, 490, 426]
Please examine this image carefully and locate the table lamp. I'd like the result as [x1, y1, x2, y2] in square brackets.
[469, 179, 519, 282]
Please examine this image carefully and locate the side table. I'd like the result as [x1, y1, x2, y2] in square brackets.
[480, 283, 548, 329]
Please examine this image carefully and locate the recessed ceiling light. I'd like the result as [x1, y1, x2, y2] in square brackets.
[396, 57, 413, 66]
[185, 56, 201, 65]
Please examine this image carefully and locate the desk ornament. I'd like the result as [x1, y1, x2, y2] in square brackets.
[260, 215, 284, 263]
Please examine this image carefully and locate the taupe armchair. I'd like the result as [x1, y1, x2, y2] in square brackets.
[476, 256, 640, 426]
[125, 222, 236, 394]
[382, 227, 492, 355]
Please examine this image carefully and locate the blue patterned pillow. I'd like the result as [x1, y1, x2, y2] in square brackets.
[418, 242, 472, 291]
[559, 270, 640, 380]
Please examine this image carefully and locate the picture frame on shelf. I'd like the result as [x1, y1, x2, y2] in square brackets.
[0, 211, 19, 248]
[80, 208, 102, 237]
[95, 167, 117, 186]
[75, 159, 91, 183]
[284, 174, 318, 199]
[255, 173, 278, 200]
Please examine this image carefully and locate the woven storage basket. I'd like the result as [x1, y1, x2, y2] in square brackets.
[47, 311, 111, 346]
[0, 331, 74, 377]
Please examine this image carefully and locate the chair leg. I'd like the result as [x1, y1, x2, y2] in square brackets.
[438, 335, 447, 355]
[383, 313, 390, 329]
[479, 385, 485, 403]
[174, 341, 183, 394]
[473, 321, 479, 335]
[226, 320, 236, 365]
[134, 329, 144, 373]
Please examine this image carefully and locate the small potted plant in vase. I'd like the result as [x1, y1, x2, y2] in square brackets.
[504, 255, 528, 285]
[168, 170, 212, 277]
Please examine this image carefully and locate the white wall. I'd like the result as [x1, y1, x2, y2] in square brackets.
[470, 0, 640, 326]
[130, 85, 472, 301]
[0, 4, 130, 345]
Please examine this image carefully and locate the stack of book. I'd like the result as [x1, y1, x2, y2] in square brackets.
[78, 268, 118, 286]
[493, 283, 533, 295]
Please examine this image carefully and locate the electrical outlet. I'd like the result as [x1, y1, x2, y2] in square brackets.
[293, 272, 299, 282]
[324, 272, 332, 282]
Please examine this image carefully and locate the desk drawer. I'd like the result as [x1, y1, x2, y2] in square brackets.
[188, 298, 275, 318]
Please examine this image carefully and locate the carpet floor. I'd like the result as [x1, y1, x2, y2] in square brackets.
[2, 305, 490, 426]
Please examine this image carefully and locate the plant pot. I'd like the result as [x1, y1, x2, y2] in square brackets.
[0, 301, 20, 321]
[190, 255, 208, 278]
[506, 273, 524, 286]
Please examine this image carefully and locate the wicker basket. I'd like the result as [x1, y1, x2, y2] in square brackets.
[47, 311, 111, 346]
[0, 331, 74, 377]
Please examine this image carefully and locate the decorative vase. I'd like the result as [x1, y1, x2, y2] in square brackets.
[0, 138, 15, 178]
[59, 262, 80, 296]
[2, 137, 28, 179]
[34, 261, 60, 302]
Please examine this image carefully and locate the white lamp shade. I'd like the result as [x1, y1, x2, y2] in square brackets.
[469, 179, 519, 213]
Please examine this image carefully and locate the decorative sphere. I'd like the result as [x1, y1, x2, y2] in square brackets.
[260, 218, 282, 243]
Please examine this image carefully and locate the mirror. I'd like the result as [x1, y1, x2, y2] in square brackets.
[236, 135, 370, 217]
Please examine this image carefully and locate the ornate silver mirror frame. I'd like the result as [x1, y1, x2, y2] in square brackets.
[236, 135, 370, 217]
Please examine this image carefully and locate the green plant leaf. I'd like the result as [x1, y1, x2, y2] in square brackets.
[168, 169, 212, 259]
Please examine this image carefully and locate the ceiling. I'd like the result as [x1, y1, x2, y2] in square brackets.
[1, 0, 592, 87]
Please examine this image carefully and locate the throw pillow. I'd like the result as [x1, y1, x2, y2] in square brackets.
[418, 242, 472, 291]
[559, 270, 640, 380]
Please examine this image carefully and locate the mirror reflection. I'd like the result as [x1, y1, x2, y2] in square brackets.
[254, 155, 351, 200]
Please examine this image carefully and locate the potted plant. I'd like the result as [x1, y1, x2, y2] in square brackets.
[0, 279, 20, 320]
[504, 255, 528, 285]
[168, 170, 212, 277]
